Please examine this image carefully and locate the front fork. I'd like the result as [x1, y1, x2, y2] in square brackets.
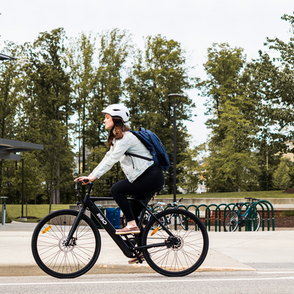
[64, 207, 85, 246]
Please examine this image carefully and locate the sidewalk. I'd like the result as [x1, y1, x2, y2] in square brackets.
[0, 221, 293, 277]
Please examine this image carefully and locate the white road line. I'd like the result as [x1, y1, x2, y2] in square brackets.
[1, 276, 294, 286]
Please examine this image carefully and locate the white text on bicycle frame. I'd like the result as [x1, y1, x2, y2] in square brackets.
[96, 213, 107, 225]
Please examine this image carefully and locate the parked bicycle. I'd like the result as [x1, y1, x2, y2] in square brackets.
[31, 182, 209, 278]
[142, 198, 184, 227]
[223, 197, 261, 232]
[122, 199, 167, 227]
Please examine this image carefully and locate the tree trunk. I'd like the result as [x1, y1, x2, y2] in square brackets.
[55, 163, 60, 204]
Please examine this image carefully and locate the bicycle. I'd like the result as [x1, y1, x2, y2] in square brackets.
[223, 197, 261, 232]
[31, 182, 209, 278]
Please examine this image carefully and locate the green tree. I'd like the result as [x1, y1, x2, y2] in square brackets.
[69, 32, 96, 174]
[207, 99, 261, 192]
[0, 42, 21, 139]
[125, 35, 196, 194]
[272, 158, 291, 190]
[20, 28, 74, 204]
[200, 43, 245, 123]
[246, 13, 294, 189]
[199, 43, 260, 192]
[177, 145, 204, 193]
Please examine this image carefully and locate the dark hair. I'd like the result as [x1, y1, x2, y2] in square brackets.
[107, 117, 130, 147]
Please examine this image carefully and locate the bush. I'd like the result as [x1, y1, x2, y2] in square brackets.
[279, 210, 294, 217]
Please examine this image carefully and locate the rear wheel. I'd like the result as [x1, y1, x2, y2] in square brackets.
[141, 209, 209, 277]
[224, 211, 239, 232]
[31, 209, 101, 278]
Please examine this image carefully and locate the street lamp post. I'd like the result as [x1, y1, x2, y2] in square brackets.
[21, 158, 24, 219]
[168, 93, 183, 202]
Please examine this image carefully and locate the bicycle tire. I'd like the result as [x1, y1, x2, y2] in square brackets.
[249, 210, 261, 231]
[31, 209, 101, 278]
[141, 209, 209, 277]
[224, 210, 239, 232]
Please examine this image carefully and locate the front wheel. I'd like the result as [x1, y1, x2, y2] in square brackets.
[31, 209, 101, 278]
[224, 210, 239, 232]
[141, 209, 209, 277]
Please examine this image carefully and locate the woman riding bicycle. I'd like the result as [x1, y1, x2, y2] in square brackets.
[74, 104, 165, 235]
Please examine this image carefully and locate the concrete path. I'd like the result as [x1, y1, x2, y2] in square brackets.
[0, 222, 293, 277]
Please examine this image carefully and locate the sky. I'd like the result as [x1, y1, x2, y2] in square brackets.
[1, 0, 294, 147]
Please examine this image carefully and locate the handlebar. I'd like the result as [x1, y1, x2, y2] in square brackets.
[75, 180, 94, 204]
[244, 197, 260, 202]
[169, 198, 183, 207]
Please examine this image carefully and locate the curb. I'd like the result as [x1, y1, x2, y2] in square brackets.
[0, 264, 154, 277]
[0, 264, 254, 277]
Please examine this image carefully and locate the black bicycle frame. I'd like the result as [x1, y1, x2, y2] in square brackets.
[65, 182, 175, 258]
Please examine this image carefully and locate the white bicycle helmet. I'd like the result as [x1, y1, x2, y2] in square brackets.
[102, 104, 130, 122]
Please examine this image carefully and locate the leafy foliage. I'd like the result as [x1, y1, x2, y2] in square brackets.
[199, 43, 261, 192]
[272, 158, 291, 190]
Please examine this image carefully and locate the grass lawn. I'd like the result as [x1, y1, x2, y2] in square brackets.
[0, 204, 71, 223]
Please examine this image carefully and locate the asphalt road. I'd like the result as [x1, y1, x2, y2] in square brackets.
[1, 271, 294, 294]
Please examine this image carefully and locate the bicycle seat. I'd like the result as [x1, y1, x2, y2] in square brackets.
[236, 202, 244, 207]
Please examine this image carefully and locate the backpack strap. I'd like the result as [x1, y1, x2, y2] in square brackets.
[125, 152, 153, 161]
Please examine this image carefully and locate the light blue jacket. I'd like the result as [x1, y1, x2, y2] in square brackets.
[89, 132, 154, 183]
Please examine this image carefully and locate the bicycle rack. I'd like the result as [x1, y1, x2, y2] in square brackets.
[104, 199, 275, 232]
[215, 203, 228, 232]
[249, 200, 275, 231]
